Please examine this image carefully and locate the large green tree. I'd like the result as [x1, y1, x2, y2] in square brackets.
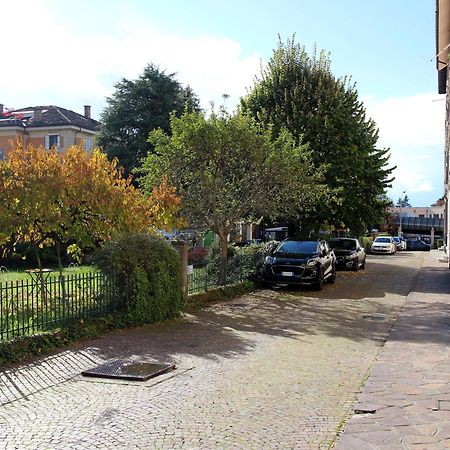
[97, 64, 200, 174]
[138, 110, 324, 280]
[241, 38, 394, 234]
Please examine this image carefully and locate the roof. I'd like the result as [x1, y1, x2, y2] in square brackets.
[0, 105, 100, 131]
[436, 0, 450, 93]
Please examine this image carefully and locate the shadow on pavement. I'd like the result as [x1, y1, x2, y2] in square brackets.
[42, 252, 449, 365]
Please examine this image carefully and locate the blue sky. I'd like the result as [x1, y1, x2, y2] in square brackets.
[0, 0, 443, 206]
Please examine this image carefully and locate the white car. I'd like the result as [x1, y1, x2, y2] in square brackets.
[392, 236, 407, 251]
[371, 236, 396, 255]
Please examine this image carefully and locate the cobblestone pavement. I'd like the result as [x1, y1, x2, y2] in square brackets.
[0, 252, 425, 449]
[337, 250, 450, 450]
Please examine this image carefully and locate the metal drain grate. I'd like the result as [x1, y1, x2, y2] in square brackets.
[81, 359, 175, 381]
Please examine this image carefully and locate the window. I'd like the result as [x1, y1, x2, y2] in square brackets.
[83, 138, 92, 151]
[0, 149, 5, 160]
[418, 214, 424, 218]
[45, 134, 60, 149]
[434, 214, 440, 219]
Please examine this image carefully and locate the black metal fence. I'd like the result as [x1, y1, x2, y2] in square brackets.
[187, 258, 245, 295]
[0, 272, 117, 342]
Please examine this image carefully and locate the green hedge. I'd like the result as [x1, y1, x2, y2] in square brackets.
[360, 236, 373, 252]
[94, 233, 184, 325]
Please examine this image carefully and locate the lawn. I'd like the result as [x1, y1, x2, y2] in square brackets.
[0, 265, 97, 284]
[0, 266, 114, 342]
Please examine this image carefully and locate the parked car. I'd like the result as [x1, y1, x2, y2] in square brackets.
[371, 236, 396, 255]
[392, 236, 407, 251]
[406, 239, 431, 251]
[329, 238, 366, 271]
[261, 239, 336, 290]
[263, 227, 289, 242]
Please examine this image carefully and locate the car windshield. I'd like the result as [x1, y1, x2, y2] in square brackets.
[392, 237, 400, 242]
[275, 241, 318, 255]
[374, 237, 391, 243]
[329, 239, 357, 250]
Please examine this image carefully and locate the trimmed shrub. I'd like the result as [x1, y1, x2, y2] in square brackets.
[206, 241, 275, 284]
[360, 236, 373, 252]
[94, 233, 184, 325]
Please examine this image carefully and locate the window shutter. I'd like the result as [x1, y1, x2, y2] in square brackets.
[44, 135, 49, 149]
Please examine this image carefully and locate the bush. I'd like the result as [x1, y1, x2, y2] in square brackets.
[360, 236, 373, 252]
[188, 246, 209, 266]
[205, 241, 274, 284]
[94, 233, 184, 325]
[233, 242, 276, 279]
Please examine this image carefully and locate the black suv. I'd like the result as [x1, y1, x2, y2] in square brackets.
[329, 238, 366, 271]
[262, 239, 336, 290]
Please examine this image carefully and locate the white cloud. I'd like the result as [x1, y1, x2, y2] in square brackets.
[365, 93, 445, 205]
[0, 1, 261, 117]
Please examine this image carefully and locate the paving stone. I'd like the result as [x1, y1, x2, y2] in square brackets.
[338, 251, 450, 449]
[0, 252, 426, 448]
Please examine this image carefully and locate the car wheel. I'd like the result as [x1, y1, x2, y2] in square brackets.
[314, 267, 324, 291]
[328, 264, 336, 283]
[352, 259, 359, 272]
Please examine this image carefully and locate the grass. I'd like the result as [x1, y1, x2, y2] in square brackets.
[0, 265, 97, 283]
[0, 267, 115, 342]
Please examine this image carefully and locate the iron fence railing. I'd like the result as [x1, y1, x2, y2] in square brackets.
[187, 257, 245, 295]
[0, 272, 117, 342]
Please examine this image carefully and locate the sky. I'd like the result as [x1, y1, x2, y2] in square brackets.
[0, 0, 443, 206]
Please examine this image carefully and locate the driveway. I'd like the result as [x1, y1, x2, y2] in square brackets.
[0, 252, 425, 449]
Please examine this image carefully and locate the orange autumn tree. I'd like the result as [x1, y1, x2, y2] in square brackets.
[0, 141, 182, 273]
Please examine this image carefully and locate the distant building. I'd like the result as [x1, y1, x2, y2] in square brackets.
[388, 206, 444, 244]
[388, 206, 445, 220]
[0, 104, 100, 160]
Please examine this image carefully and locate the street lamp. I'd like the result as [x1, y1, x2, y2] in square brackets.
[398, 190, 406, 237]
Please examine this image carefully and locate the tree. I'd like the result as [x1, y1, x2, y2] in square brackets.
[396, 194, 411, 207]
[97, 64, 200, 174]
[0, 140, 182, 273]
[137, 110, 323, 282]
[432, 196, 445, 207]
[241, 37, 395, 235]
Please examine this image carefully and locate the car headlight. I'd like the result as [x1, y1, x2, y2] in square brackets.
[264, 255, 274, 264]
[306, 258, 317, 267]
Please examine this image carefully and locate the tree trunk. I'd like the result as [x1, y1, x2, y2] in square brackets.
[33, 244, 42, 272]
[33, 244, 46, 304]
[56, 241, 64, 277]
[218, 232, 228, 285]
[56, 242, 67, 302]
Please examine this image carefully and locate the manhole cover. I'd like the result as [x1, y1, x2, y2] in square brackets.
[362, 314, 386, 321]
[81, 360, 175, 381]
